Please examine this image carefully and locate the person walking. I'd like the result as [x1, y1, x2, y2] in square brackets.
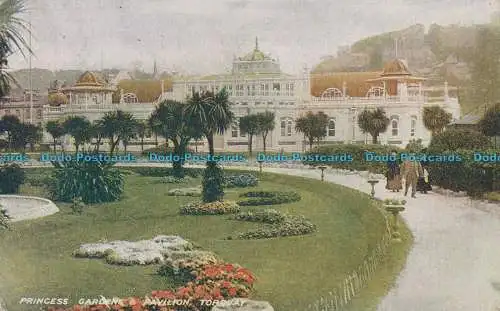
[416, 162, 432, 194]
[401, 159, 423, 198]
[386, 152, 402, 192]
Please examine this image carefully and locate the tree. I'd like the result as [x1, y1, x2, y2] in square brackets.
[151, 100, 201, 177]
[478, 103, 500, 147]
[90, 120, 105, 153]
[469, 25, 500, 106]
[0, 0, 33, 98]
[256, 111, 275, 153]
[185, 88, 234, 202]
[185, 89, 234, 157]
[100, 110, 137, 155]
[45, 120, 66, 152]
[295, 111, 329, 150]
[0, 115, 20, 150]
[357, 108, 390, 144]
[147, 114, 161, 146]
[122, 119, 139, 152]
[423, 105, 452, 136]
[135, 120, 147, 152]
[62, 116, 91, 153]
[24, 123, 42, 152]
[239, 114, 260, 156]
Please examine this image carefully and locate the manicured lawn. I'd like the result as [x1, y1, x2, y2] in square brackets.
[0, 168, 389, 311]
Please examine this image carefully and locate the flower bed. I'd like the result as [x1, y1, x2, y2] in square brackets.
[167, 187, 201, 197]
[224, 174, 258, 188]
[383, 199, 407, 205]
[159, 250, 221, 282]
[180, 201, 240, 215]
[231, 209, 316, 239]
[237, 191, 301, 206]
[157, 176, 193, 184]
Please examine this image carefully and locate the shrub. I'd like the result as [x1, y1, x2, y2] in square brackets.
[49, 160, 124, 204]
[180, 201, 240, 215]
[202, 162, 224, 203]
[70, 197, 86, 214]
[428, 128, 491, 152]
[0, 163, 25, 194]
[134, 167, 203, 178]
[224, 174, 258, 188]
[233, 209, 286, 224]
[24, 174, 53, 187]
[158, 250, 221, 282]
[168, 187, 202, 196]
[383, 199, 407, 205]
[237, 215, 316, 239]
[0, 205, 11, 230]
[304, 144, 401, 174]
[238, 191, 301, 206]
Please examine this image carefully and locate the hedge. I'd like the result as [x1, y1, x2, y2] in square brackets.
[304, 144, 402, 174]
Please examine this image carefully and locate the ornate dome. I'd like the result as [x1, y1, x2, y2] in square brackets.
[75, 71, 107, 87]
[381, 59, 411, 76]
[238, 37, 273, 61]
[48, 91, 69, 106]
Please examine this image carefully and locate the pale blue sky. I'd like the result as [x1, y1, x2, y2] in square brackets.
[8, 0, 495, 74]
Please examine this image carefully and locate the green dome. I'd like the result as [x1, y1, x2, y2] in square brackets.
[238, 37, 272, 61]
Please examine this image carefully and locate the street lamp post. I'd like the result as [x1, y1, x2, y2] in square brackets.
[257, 160, 264, 174]
[318, 166, 327, 181]
[368, 179, 379, 199]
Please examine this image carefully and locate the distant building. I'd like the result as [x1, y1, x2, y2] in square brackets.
[0, 89, 45, 125]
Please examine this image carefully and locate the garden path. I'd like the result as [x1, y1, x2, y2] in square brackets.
[253, 166, 500, 311]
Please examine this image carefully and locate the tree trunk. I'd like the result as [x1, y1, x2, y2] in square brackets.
[172, 140, 186, 178]
[155, 133, 158, 146]
[110, 139, 119, 156]
[372, 134, 378, 144]
[141, 137, 144, 152]
[96, 137, 101, 153]
[248, 135, 253, 156]
[207, 133, 215, 158]
[262, 133, 267, 153]
[195, 140, 198, 152]
[309, 138, 313, 151]
[53, 139, 57, 152]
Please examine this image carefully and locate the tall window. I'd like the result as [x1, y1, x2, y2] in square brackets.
[273, 83, 280, 96]
[327, 118, 336, 136]
[264, 84, 269, 96]
[227, 85, 233, 96]
[231, 124, 238, 137]
[288, 83, 294, 96]
[281, 118, 293, 136]
[410, 116, 417, 137]
[236, 84, 244, 96]
[390, 115, 399, 136]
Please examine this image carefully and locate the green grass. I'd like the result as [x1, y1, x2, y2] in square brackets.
[345, 218, 413, 311]
[1, 168, 392, 311]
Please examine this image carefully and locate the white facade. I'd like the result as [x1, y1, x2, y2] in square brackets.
[40, 42, 461, 153]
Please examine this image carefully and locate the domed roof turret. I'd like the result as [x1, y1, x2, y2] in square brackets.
[75, 71, 107, 87]
[239, 37, 273, 61]
[381, 59, 411, 76]
[48, 91, 68, 106]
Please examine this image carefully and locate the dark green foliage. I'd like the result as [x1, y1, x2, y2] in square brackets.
[24, 173, 53, 187]
[202, 162, 224, 203]
[180, 201, 240, 215]
[478, 103, 500, 137]
[295, 111, 329, 149]
[232, 209, 316, 239]
[0, 163, 25, 194]
[357, 108, 390, 144]
[428, 129, 491, 152]
[70, 197, 86, 215]
[0, 207, 11, 230]
[224, 174, 258, 188]
[304, 144, 401, 174]
[237, 191, 301, 206]
[49, 160, 124, 204]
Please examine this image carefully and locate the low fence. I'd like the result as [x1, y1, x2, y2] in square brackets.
[305, 204, 393, 311]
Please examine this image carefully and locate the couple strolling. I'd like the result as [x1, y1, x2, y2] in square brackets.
[386, 152, 430, 198]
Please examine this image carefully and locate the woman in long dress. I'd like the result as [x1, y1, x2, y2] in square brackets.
[386, 153, 402, 192]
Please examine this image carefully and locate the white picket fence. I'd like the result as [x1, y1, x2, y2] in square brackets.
[305, 205, 393, 311]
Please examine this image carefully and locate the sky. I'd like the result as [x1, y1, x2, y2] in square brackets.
[7, 0, 496, 74]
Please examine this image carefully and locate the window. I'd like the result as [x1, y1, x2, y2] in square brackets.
[288, 83, 294, 96]
[280, 118, 293, 136]
[231, 124, 238, 137]
[227, 85, 233, 96]
[264, 84, 269, 96]
[328, 119, 335, 136]
[236, 84, 244, 96]
[250, 85, 256, 96]
[15, 109, 20, 116]
[92, 95, 98, 104]
[410, 116, 417, 137]
[273, 83, 280, 96]
[390, 115, 399, 136]
[367, 87, 385, 97]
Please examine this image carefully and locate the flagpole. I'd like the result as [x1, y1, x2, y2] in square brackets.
[29, 12, 33, 124]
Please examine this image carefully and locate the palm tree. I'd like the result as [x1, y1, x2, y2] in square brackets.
[62, 116, 91, 153]
[24, 123, 41, 152]
[423, 106, 452, 136]
[100, 110, 137, 155]
[0, 115, 19, 150]
[135, 120, 147, 152]
[147, 114, 161, 146]
[45, 120, 66, 152]
[239, 114, 260, 156]
[185, 89, 234, 157]
[295, 111, 329, 150]
[90, 119, 105, 153]
[256, 111, 275, 153]
[357, 108, 390, 144]
[0, 0, 33, 98]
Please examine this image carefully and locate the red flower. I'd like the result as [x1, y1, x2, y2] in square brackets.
[228, 287, 237, 296]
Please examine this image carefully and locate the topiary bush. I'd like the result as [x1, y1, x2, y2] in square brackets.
[202, 162, 224, 203]
[49, 160, 124, 204]
[70, 197, 86, 214]
[0, 163, 25, 194]
[232, 209, 286, 224]
[0, 205, 11, 230]
[180, 201, 240, 215]
[224, 174, 258, 188]
[237, 191, 301, 206]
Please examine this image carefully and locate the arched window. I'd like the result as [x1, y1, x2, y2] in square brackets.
[390, 115, 399, 136]
[366, 87, 385, 98]
[281, 117, 293, 136]
[327, 118, 336, 136]
[320, 88, 343, 99]
[123, 93, 138, 103]
[410, 116, 417, 137]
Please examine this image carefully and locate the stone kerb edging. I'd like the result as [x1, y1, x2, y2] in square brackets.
[0, 195, 60, 222]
